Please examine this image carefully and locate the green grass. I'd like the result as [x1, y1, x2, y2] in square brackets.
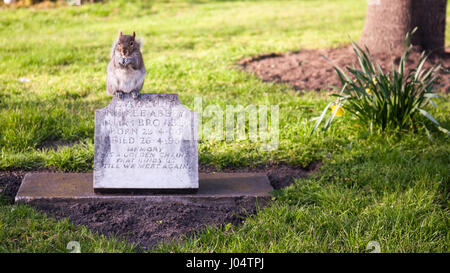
[0, 204, 135, 252]
[0, 0, 370, 171]
[0, 0, 449, 252]
[156, 134, 450, 252]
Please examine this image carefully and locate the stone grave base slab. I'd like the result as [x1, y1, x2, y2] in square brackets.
[15, 172, 273, 205]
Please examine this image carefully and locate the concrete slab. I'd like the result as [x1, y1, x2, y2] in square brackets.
[15, 172, 273, 204]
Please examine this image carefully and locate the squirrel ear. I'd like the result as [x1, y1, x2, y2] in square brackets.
[132, 32, 136, 39]
[119, 30, 123, 37]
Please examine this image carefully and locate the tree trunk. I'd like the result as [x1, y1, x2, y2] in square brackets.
[360, 0, 447, 54]
[413, 0, 447, 53]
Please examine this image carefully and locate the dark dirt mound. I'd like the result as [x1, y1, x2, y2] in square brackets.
[0, 171, 24, 204]
[266, 161, 321, 190]
[31, 198, 259, 250]
[237, 46, 450, 93]
[0, 163, 319, 249]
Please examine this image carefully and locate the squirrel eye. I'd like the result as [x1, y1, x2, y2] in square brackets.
[129, 41, 134, 46]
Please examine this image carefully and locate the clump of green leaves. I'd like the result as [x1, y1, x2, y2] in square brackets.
[312, 29, 449, 139]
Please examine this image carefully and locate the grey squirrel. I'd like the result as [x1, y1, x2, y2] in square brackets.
[106, 31, 146, 99]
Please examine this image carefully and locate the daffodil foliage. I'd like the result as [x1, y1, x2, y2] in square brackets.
[312, 29, 449, 139]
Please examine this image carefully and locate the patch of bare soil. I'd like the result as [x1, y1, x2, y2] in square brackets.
[237, 46, 450, 93]
[0, 171, 23, 204]
[31, 198, 259, 250]
[0, 162, 319, 249]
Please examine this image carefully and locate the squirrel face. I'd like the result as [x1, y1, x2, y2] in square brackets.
[116, 31, 138, 58]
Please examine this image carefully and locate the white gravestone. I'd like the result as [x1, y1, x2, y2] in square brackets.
[93, 93, 198, 193]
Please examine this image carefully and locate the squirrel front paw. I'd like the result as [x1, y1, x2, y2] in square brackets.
[131, 90, 140, 100]
[115, 91, 124, 99]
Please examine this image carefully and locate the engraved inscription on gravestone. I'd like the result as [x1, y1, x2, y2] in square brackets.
[93, 93, 198, 192]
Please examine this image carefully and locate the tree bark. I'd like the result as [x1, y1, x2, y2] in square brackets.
[413, 0, 447, 53]
[360, 0, 447, 54]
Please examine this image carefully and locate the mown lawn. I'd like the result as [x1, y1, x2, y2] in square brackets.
[0, 0, 449, 252]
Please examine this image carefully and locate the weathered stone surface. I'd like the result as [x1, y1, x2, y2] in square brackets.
[15, 172, 273, 204]
[94, 93, 198, 192]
